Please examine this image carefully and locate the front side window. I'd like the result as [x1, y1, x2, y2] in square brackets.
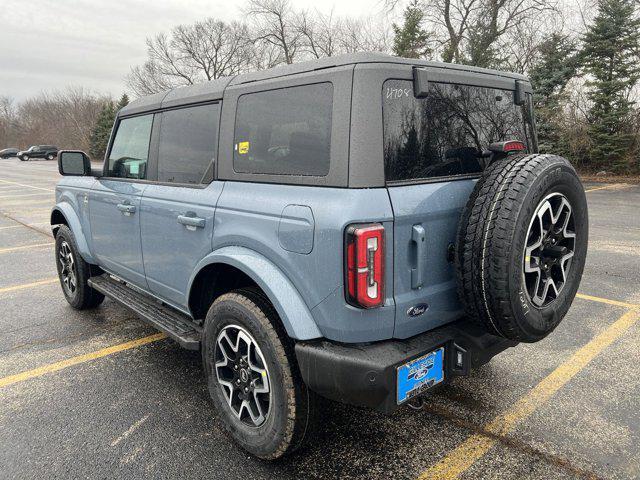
[157, 103, 219, 184]
[233, 83, 333, 176]
[383, 80, 531, 183]
[107, 114, 153, 179]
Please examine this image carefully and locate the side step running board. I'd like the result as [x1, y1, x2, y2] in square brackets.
[88, 274, 201, 350]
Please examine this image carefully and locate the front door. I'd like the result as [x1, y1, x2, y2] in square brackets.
[90, 179, 147, 287]
[89, 113, 155, 289]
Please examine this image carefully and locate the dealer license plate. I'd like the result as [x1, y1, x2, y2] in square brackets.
[396, 347, 445, 404]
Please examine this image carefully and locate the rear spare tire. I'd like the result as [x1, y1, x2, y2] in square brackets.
[456, 154, 588, 343]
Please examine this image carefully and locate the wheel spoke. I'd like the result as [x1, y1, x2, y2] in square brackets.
[214, 324, 271, 428]
[523, 193, 576, 308]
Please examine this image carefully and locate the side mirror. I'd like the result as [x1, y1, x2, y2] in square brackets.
[58, 150, 91, 176]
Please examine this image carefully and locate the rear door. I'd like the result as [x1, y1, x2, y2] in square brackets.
[383, 73, 533, 339]
[140, 102, 223, 309]
[89, 113, 154, 289]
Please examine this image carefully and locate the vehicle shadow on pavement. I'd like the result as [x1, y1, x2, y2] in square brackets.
[154, 341, 475, 480]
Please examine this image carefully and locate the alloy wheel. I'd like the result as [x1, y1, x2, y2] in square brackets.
[523, 193, 576, 308]
[214, 324, 271, 427]
[58, 240, 77, 296]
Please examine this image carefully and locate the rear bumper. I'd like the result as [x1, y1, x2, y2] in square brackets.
[295, 319, 517, 414]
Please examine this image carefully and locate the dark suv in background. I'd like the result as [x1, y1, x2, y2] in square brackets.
[0, 148, 20, 159]
[18, 145, 59, 161]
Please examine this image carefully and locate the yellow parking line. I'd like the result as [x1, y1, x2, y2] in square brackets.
[0, 243, 53, 254]
[418, 308, 639, 479]
[0, 179, 54, 192]
[0, 333, 167, 389]
[584, 184, 629, 193]
[0, 198, 55, 209]
[0, 222, 49, 231]
[0, 278, 58, 294]
[0, 192, 53, 200]
[576, 293, 640, 310]
[585, 185, 613, 192]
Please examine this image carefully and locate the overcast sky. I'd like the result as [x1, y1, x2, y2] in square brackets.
[0, 0, 383, 101]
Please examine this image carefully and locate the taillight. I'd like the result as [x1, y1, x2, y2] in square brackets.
[503, 140, 526, 152]
[489, 140, 527, 154]
[345, 223, 384, 308]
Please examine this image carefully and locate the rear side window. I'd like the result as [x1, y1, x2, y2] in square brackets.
[383, 80, 530, 183]
[233, 83, 333, 176]
[158, 103, 219, 184]
[107, 114, 153, 180]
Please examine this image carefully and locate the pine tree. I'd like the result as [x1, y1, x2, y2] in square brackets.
[529, 33, 579, 154]
[581, 0, 640, 172]
[116, 93, 130, 111]
[392, 0, 431, 59]
[89, 93, 130, 161]
[89, 100, 116, 161]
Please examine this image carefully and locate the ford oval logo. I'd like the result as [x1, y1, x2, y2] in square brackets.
[407, 303, 428, 317]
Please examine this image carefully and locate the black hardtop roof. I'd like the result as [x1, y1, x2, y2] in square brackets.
[119, 53, 530, 116]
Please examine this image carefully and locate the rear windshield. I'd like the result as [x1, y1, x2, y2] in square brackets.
[383, 79, 532, 183]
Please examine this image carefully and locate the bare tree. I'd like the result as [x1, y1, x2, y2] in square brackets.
[297, 10, 390, 58]
[501, 14, 567, 73]
[297, 9, 341, 58]
[336, 16, 391, 54]
[127, 19, 253, 96]
[245, 0, 301, 65]
[0, 89, 108, 153]
[417, 0, 558, 67]
[0, 97, 19, 148]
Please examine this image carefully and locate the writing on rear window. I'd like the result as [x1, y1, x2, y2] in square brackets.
[386, 87, 412, 99]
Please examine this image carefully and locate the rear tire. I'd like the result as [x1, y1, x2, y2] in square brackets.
[456, 154, 588, 342]
[47, 154, 55, 160]
[55, 225, 104, 310]
[202, 288, 316, 459]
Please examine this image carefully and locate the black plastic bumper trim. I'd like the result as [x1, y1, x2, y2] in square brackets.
[295, 319, 517, 414]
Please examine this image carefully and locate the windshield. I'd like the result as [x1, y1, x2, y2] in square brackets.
[383, 79, 534, 183]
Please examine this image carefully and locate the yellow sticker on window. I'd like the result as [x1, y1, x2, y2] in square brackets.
[238, 141, 250, 155]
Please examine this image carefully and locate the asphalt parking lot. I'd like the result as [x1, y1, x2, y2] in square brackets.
[0, 157, 639, 480]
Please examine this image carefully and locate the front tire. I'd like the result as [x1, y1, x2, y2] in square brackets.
[20, 154, 28, 161]
[55, 225, 104, 309]
[202, 289, 316, 459]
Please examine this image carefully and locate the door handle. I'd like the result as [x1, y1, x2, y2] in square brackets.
[411, 224, 426, 289]
[116, 203, 136, 215]
[178, 214, 205, 229]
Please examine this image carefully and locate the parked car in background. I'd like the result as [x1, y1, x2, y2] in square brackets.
[0, 148, 20, 158]
[18, 145, 59, 161]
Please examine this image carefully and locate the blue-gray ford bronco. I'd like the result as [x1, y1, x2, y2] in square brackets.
[52, 53, 588, 459]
